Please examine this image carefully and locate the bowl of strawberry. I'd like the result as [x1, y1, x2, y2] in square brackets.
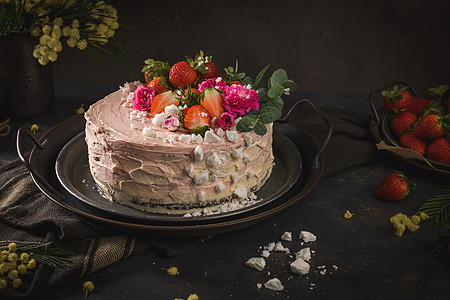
[369, 80, 450, 174]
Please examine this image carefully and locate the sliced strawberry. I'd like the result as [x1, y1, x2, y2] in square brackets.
[200, 89, 224, 119]
[150, 91, 180, 117]
[169, 61, 197, 88]
[183, 105, 211, 130]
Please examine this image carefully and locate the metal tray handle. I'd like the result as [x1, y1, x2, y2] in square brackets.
[278, 99, 333, 170]
[16, 127, 64, 201]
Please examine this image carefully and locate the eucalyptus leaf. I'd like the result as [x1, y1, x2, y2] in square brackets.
[259, 106, 282, 124]
[242, 76, 253, 85]
[253, 64, 271, 88]
[270, 97, 284, 110]
[268, 84, 284, 98]
[237, 116, 257, 132]
[282, 80, 297, 92]
[270, 69, 288, 86]
[253, 121, 267, 135]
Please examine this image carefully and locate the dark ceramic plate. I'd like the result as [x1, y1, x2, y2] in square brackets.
[19, 112, 327, 237]
[55, 131, 302, 223]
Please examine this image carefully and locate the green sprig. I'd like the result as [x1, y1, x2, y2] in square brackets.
[418, 187, 450, 229]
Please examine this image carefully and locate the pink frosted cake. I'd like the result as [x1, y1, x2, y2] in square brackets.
[84, 52, 295, 214]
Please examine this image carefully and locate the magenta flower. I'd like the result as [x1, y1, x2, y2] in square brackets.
[198, 77, 227, 92]
[216, 112, 235, 130]
[222, 85, 260, 117]
[163, 114, 180, 131]
[133, 85, 156, 111]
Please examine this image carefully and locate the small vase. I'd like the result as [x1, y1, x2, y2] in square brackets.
[0, 36, 54, 120]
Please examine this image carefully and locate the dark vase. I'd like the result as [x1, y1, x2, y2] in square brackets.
[0, 36, 54, 120]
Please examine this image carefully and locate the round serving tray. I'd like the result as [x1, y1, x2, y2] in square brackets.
[18, 100, 330, 237]
[55, 131, 302, 224]
[369, 80, 450, 175]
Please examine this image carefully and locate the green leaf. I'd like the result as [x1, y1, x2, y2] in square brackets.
[259, 106, 282, 124]
[191, 125, 209, 137]
[253, 64, 271, 88]
[270, 69, 288, 86]
[268, 84, 284, 98]
[253, 121, 267, 135]
[242, 76, 253, 85]
[282, 80, 297, 92]
[270, 97, 284, 110]
[237, 116, 257, 132]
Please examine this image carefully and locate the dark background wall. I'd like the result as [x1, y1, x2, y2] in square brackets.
[53, 0, 450, 96]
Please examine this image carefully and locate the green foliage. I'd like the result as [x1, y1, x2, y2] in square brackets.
[235, 66, 296, 135]
[191, 125, 209, 138]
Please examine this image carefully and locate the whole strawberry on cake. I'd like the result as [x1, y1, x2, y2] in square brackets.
[84, 51, 296, 214]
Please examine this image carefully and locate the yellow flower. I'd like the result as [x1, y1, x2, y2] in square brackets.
[30, 124, 39, 134]
[52, 26, 62, 39]
[62, 26, 71, 37]
[39, 34, 51, 46]
[72, 19, 80, 29]
[48, 37, 59, 49]
[67, 37, 77, 48]
[38, 57, 49, 65]
[12, 278, 22, 289]
[0, 279, 7, 290]
[106, 29, 115, 38]
[38, 45, 50, 56]
[8, 243, 17, 252]
[104, 16, 114, 26]
[111, 21, 119, 30]
[75, 105, 85, 114]
[48, 50, 58, 62]
[187, 294, 199, 300]
[82, 281, 94, 297]
[53, 41, 63, 52]
[77, 39, 88, 50]
[53, 17, 63, 27]
[165, 266, 179, 275]
[30, 27, 41, 37]
[344, 210, 354, 219]
[97, 23, 108, 35]
[42, 24, 52, 35]
[69, 28, 80, 40]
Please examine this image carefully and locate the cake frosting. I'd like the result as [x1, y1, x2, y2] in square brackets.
[84, 51, 295, 215]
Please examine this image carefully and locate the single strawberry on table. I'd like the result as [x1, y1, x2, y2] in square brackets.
[169, 61, 197, 88]
[382, 85, 412, 113]
[150, 91, 180, 117]
[425, 137, 450, 164]
[375, 171, 416, 201]
[390, 111, 418, 137]
[200, 89, 224, 119]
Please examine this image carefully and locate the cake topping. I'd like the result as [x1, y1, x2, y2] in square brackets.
[206, 152, 222, 167]
[226, 130, 239, 143]
[215, 182, 225, 193]
[137, 51, 296, 138]
[233, 185, 248, 199]
[194, 170, 209, 185]
[204, 130, 221, 143]
[193, 146, 204, 161]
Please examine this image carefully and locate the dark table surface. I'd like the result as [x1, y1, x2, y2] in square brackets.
[1, 83, 449, 299]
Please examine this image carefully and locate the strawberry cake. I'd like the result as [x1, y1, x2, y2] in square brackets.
[84, 52, 295, 214]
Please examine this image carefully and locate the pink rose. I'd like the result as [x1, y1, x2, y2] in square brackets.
[163, 114, 180, 131]
[222, 84, 260, 117]
[216, 112, 235, 130]
[133, 85, 156, 111]
[198, 77, 227, 92]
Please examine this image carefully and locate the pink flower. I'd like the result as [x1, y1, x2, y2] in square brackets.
[163, 114, 180, 131]
[133, 85, 156, 111]
[198, 77, 227, 92]
[222, 85, 260, 117]
[216, 112, 235, 130]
